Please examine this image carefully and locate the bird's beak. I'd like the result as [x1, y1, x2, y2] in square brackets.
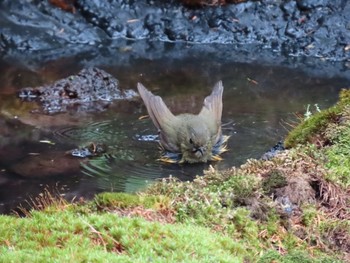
[193, 146, 206, 158]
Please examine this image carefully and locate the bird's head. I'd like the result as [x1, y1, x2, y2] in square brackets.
[179, 118, 213, 163]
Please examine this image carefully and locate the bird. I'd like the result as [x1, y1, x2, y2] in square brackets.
[137, 81, 229, 163]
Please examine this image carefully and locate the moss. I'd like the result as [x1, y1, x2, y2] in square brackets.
[301, 205, 318, 227]
[323, 106, 350, 187]
[325, 143, 350, 188]
[338, 89, 350, 107]
[285, 89, 350, 149]
[262, 169, 288, 194]
[0, 209, 246, 262]
[284, 107, 339, 148]
[229, 208, 260, 243]
[94, 192, 169, 209]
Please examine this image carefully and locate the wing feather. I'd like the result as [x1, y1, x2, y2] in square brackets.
[200, 81, 223, 122]
[137, 83, 179, 152]
[199, 81, 224, 143]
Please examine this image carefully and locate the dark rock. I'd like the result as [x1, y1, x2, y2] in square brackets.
[68, 142, 107, 158]
[285, 22, 307, 38]
[144, 14, 164, 37]
[0, 0, 349, 62]
[18, 67, 138, 114]
[126, 20, 149, 39]
[0, 0, 107, 50]
[165, 19, 190, 41]
[281, 1, 297, 17]
[261, 141, 285, 161]
[296, 0, 328, 11]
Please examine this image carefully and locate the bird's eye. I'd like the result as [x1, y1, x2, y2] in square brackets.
[189, 138, 193, 144]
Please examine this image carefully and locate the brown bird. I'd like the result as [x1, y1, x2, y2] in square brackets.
[137, 81, 228, 163]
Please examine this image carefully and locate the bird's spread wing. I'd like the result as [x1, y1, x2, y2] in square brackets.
[199, 81, 224, 143]
[137, 83, 179, 152]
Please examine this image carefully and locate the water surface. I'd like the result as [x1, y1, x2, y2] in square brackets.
[0, 48, 349, 214]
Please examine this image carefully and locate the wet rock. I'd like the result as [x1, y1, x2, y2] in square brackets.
[68, 142, 107, 158]
[126, 20, 149, 39]
[285, 22, 307, 38]
[296, 0, 328, 10]
[144, 14, 165, 38]
[281, 1, 297, 17]
[136, 134, 159, 142]
[165, 19, 190, 41]
[261, 141, 285, 161]
[0, 0, 106, 51]
[18, 67, 138, 114]
[0, 0, 349, 62]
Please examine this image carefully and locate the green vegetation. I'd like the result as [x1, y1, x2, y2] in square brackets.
[285, 89, 350, 187]
[1, 89, 350, 262]
[94, 192, 170, 209]
[285, 89, 350, 148]
[0, 209, 245, 262]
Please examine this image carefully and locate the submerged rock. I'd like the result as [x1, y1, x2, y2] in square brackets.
[68, 142, 107, 158]
[10, 151, 82, 178]
[18, 67, 138, 114]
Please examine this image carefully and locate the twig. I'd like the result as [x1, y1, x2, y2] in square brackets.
[84, 220, 107, 252]
[83, 220, 124, 254]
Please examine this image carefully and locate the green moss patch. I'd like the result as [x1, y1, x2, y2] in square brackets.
[0, 209, 247, 262]
[94, 192, 169, 209]
[285, 89, 350, 148]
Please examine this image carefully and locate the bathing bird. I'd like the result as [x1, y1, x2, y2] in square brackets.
[137, 81, 228, 163]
